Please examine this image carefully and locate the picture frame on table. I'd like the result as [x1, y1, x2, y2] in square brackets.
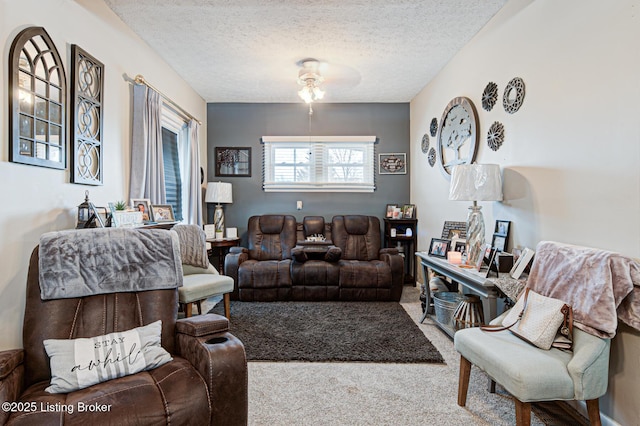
[510, 247, 535, 279]
[385, 204, 397, 218]
[475, 243, 493, 271]
[150, 204, 175, 222]
[87, 202, 106, 228]
[453, 240, 466, 254]
[428, 238, 451, 258]
[492, 234, 507, 252]
[131, 198, 152, 222]
[401, 204, 415, 219]
[495, 220, 511, 236]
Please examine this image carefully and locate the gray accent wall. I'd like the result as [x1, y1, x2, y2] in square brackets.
[206, 103, 410, 239]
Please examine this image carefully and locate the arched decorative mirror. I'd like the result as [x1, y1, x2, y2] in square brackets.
[9, 26, 66, 169]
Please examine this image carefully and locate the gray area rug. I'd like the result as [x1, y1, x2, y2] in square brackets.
[210, 300, 444, 363]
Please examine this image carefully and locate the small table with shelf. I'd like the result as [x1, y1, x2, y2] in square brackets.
[384, 218, 418, 285]
[415, 251, 525, 338]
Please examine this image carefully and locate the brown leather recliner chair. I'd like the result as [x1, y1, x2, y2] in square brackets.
[0, 246, 248, 425]
[225, 215, 297, 301]
[331, 215, 404, 301]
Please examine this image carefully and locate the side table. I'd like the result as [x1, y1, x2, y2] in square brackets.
[207, 237, 240, 273]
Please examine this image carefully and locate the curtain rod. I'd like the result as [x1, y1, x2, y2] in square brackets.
[134, 74, 202, 125]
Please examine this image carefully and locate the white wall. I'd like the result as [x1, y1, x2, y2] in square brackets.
[0, 0, 207, 350]
[410, 0, 640, 424]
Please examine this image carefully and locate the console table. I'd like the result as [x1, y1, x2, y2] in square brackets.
[416, 251, 524, 337]
[207, 237, 240, 273]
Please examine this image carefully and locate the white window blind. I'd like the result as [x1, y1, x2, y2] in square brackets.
[262, 136, 377, 192]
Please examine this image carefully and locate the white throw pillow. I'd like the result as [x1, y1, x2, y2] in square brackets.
[43, 320, 172, 393]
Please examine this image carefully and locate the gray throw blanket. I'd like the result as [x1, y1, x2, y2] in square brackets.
[172, 224, 209, 268]
[39, 228, 183, 300]
[527, 241, 640, 338]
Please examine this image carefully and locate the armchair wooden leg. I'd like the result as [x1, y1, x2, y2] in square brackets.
[195, 300, 202, 315]
[223, 293, 231, 319]
[586, 399, 602, 426]
[458, 355, 472, 407]
[184, 302, 193, 318]
[514, 399, 531, 426]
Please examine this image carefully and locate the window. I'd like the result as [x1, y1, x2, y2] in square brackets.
[262, 136, 377, 192]
[161, 107, 188, 221]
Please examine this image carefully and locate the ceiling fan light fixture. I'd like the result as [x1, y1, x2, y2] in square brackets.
[297, 59, 325, 104]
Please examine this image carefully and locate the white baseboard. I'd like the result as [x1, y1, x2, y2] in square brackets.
[566, 401, 620, 426]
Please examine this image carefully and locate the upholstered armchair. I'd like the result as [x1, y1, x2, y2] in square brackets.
[0, 229, 247, 425]
[225, 215, 297, 301]
[331, 215, 404, 301]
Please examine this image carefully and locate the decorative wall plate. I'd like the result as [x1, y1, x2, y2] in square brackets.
[482, 82, 498, 111]
[487, 121, 505, 151]
[421, 133, 429, 153]
[436, 96, 479, 179]
[428, 147, 436, 167]
[503, 77, 525, 114]
[430, 118, 438, 137]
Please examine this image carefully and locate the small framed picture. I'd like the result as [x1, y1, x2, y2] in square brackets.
[379, 153, 407, 174]
[150, 204, 175, 222]
[402, 204, 415, 219]
[385, 204, 397, 218]
[475, 243, 493, 271]
[494, 220, 511, 236]
[492, 234, 507, 252]
[454, 241, 466, 254]
[215, 147, 251, 177]
[428, 238, 451, 258]
[131, 198, 152, 222]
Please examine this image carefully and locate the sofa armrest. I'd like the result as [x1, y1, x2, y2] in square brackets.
[0, 349, 25, 425]
[379, 250, 404, 300]
[225, 248, 249, 299]
[176, 315, 248, 426]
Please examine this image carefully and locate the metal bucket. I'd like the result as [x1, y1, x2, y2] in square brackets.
[453, 294, 485, 330]
[433, 292, 464, 327]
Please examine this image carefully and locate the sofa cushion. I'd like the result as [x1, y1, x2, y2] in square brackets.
[179, 273, 234, 304]
[43, 320, 172, 393]
[8, 357, 210, 425]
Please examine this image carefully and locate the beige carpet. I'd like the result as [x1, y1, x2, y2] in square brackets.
[204, 287, 586, 425]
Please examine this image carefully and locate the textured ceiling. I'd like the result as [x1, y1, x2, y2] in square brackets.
[103, 0, 506, 103]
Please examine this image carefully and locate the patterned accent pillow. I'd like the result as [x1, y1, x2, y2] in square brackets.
[43, 320, 172, 393]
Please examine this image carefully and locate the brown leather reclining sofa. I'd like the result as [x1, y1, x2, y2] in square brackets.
[225, 214, 404, 302]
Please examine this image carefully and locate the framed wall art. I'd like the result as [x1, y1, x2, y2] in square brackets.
[379, 153, 406, 174]
[215, 147, 251, 177]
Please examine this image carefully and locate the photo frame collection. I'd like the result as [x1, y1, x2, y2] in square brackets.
[385, 203, 416, 219]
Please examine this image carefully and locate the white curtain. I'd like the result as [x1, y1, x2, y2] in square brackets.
[129, 84, 166, 203]
[185, 119, 203, 226]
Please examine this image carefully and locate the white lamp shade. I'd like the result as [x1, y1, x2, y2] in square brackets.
[449, 164, 503, 202]
[205, 182, 233, 204]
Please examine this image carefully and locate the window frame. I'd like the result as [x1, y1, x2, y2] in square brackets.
[262, 136, 377, 193]
[161, 106, 188, 221]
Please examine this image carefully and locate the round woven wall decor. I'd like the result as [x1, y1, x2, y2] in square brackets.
[430, 118, 438, 137]
[421, 133, 429, 153]
[428, 147, 436, 167]
[503, 77, 525, 114]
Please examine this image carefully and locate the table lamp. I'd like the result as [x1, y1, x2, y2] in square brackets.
[205, 182, 233, 238]
[449, 164, 502, 267]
